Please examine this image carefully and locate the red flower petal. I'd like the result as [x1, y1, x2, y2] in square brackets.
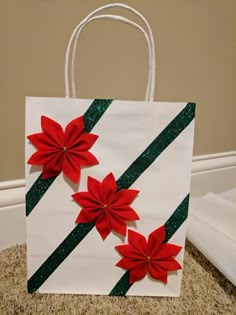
[153, 243, 182, 260]
[41, 116, 64, 147]
[115, 244, 133, 257]
[116, 257, 131, 269]
[111, 189, 139, 207]
[42, 167, 61, 179]
[101, 173, 117, 203]
[68, 151, 99, 167]
[28, 150, 56, 165]
[129, 263, 148, 283]
[148, 263, 168, 283]
[82, 208, 102, 221]
[87, 176, 103, 204]
[116, 244, 146, 260]
[74, 133, 99, 151]
[128, 230, 148, 257]
[116, 257, 146, 270]
[41, 152, 63, 178]
[148, 225, 166, 257]
[75, 210, 90, 223]
[157, 273, 168, 284]
[106, 212, 127, 236]
[62, 154, 81, 183]
[64, 116, 84, 148]
[111, 205, 140, 221]
[27, 133, 61, 150]
[96, 211, 112, 240]
[156, 258, 182, 271]
[28, 152, 45, 166]
[72, 192, 101, 208]
[28, 150, 63, 178]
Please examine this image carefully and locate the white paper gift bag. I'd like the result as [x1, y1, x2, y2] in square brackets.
[25, 3, 195, 296]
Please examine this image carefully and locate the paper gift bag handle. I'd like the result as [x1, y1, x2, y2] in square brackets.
[65, 3, 156, 102]
[70, 15, 153, 101]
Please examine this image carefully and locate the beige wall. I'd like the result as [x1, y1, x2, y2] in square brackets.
[0, 0, 235, 181]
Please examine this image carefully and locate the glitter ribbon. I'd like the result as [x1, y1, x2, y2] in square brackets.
[116, 103, 195, 190]
[27, 223, 95, 293]
[26, 99, 113, 216]
[27, 103, 195, 293]
[109, 194, 190, 296]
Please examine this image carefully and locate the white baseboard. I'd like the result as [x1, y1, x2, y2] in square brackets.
[0, 204, 26, 251]
[0, 151, 235, 250]
[190, 151, 236, 197]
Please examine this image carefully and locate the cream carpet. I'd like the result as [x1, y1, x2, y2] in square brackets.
[0, 241, 235, 315]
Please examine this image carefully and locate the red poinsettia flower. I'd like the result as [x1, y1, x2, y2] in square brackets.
[27, 115, 99, 183]
[72, 172, 140, 240]
[115, 225, 182, 284]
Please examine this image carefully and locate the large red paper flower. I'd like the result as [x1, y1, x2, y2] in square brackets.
[115, 225, 182, 284]
[72, 173, 140, 239]
[27, 116, 99, 183]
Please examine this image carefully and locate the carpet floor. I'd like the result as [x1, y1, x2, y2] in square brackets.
[0, 241, 235, 315]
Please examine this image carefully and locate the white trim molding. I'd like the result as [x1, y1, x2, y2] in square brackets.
[191, 151, 236, 197]
[0, 180, 26, 251]
[0, 178, 25, 190]
[192, 151, 236, 173]
[0, 151, 236, 250]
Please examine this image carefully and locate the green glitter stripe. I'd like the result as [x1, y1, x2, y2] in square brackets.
[83, 99, 113, 132]
[116, 103, 195, 190]
[26, 174, 57, 216]
[109, 194, 190, 296]
[26, 99, 113, 216]
[165, 194, 189, 242]
[27, 222, 95, 293]
[28, 103, 195, 292]
[109, 271, 130, 296]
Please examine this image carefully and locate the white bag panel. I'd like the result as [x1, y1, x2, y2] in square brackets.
[26, 97, 193, 295]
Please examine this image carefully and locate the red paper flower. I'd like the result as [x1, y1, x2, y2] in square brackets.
[27, 116, 99, 183]
[72, 173, 140, 239]
[115, 225, 182, 284]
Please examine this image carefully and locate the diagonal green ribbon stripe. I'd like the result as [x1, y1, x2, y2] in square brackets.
[83, 99, 113, 133]
[109, 194, 190, 296]
[26, 99, 113, 216]
[26, 174, 57, 217]
[116, 103, 195, 190]
[28, 223, 95, 293]
[27, 103, 195, 293]
[164, 194, 190, 243]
